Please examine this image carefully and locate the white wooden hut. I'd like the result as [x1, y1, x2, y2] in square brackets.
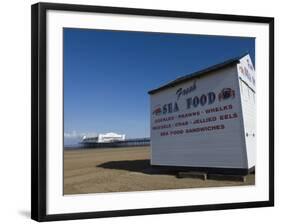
[148, 54, 256, 174]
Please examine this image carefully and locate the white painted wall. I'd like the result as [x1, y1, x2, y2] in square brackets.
[150, 64, 248, 169]
[237, 55, 256, 169]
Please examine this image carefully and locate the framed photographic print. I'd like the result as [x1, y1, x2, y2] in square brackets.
[31, 2, 274, 222]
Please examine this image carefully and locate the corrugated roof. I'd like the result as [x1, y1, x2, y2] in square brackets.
[148, 53, 247, 95]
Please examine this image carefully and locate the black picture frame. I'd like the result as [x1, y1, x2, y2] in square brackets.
[31, 2, 274, 222]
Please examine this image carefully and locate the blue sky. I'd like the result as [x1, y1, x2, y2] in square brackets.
[63, 28, 255, 145]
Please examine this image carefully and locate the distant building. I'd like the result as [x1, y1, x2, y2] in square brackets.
[80, 133, 149, 148]
[82, 132, 125, 143]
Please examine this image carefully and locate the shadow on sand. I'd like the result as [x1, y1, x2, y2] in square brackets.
[97, 159, 176, 175]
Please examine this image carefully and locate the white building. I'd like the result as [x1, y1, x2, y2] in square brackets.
[82, 132, 125, 143]
[148, 54, 256, 174]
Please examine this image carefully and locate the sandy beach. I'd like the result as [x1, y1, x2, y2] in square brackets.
[64, 146, 255, 195]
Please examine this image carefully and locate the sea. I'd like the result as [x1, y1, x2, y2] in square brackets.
[64, 137, 82, 149]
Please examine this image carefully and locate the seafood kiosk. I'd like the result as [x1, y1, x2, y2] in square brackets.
[148, 54, 256, 174]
